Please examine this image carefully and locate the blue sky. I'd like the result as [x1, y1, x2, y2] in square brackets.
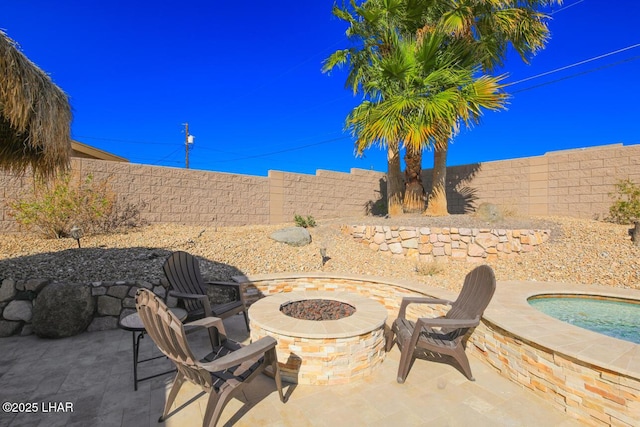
[2, 1, 639, 176]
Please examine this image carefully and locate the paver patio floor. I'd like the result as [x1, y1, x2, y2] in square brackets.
[0, 313, 582, 427]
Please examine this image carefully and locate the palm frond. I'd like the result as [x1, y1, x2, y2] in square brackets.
[0, 30, 71, 178]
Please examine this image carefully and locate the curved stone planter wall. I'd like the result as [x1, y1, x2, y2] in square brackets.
[343, 225, 550, 262]
[0, 277, 168, 337]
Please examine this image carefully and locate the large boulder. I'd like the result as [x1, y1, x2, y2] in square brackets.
[32, 283, 95, 338]
[269, 227, 312, 247]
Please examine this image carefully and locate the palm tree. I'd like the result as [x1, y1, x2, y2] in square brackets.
[325, 0, 559, 216]
[323, 0, 429, 216]
[403, 145, 424, 212]
[0, 30, 71, 178]
[419, 0, 562, 216]
[342, 29, 508, 216]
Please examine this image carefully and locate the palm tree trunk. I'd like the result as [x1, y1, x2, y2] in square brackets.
[387, 143, 404, 216]
[424, 139, 449, 216]
[403, 147, 425, 213]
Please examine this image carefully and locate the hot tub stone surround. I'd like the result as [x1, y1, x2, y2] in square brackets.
[342, 224, 550, 262]
[477, 282, 640, 427]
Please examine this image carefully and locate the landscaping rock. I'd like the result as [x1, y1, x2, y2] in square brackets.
[269, 227, 312, 247]
[32, 282, 95, 338]
[3, 300, 32, 322]
[24, 278, 50, 293]
[97, 295, 122, 316]
[206, 282, 237, 304]
[153, 285, 166, 299]
[0, 278, 17, 302]
[0, 320, 22, 337]
[107, 285, 130, 299]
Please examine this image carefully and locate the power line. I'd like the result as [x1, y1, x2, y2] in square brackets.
[504, 43, 640, 87]
[206, 135, 350, 164]
[549, 0, 586, 15]
[512, 55, 640, 94]
[74, 135, 178, 146]
[148, 147, 183, 166]
[127, 134, 349, 166]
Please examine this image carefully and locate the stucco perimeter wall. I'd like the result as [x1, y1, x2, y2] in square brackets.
[0, 159, 385, 232]
[440, 143, 640, 218]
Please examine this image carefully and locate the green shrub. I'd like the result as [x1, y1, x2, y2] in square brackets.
[294, 214, 316, 228]
[607, 179, 640, 225]
[8, 172, 144, 238]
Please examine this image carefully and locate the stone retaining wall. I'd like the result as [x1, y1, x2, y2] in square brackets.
[0, 278, 168, 337]
[343, 225, 550, 262]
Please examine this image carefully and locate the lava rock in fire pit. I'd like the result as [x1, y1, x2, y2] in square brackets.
[280, 299, 355, 320]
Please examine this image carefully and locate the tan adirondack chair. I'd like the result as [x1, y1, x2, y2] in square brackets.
[135, 288, 285, 427]
[389, 264, 496, 383]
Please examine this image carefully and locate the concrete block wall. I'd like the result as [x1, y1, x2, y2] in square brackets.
[545, 144, 640, 218]
[73, 158, 272, 227]
[0, 159, 385, 232]
[435, 143, 640, 219]
[1, 143, 639, 232]
[268, 168, 386, 224]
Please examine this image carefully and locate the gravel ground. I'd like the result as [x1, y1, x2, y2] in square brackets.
[0, 215, 638, 291]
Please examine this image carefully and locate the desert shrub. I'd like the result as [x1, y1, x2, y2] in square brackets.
[365, 197, 387, 216]
[294, 214, 316, 228]
[607, 179, 640, 224]
[414, 260, 444, 276]
[474, 202, 518, 222]
[8, 172, 144, 238]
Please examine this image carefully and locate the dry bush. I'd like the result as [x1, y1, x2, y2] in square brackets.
[414, 260, 444, 276]
[8, 172, 144, 238]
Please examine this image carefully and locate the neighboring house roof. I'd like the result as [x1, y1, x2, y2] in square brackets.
[71, 140, 128, 162]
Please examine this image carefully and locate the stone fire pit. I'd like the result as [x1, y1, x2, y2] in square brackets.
[249, 291, 387, 385]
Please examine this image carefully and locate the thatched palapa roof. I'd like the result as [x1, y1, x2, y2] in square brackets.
[0, 30, 71, 177]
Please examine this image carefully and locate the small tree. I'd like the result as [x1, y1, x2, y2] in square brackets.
[608, 179, 640, 225]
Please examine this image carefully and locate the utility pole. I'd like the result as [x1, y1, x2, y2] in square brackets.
[184, 123, 194, 169]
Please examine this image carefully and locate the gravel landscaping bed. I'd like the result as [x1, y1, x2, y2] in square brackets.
[0, 215, 638, 291]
